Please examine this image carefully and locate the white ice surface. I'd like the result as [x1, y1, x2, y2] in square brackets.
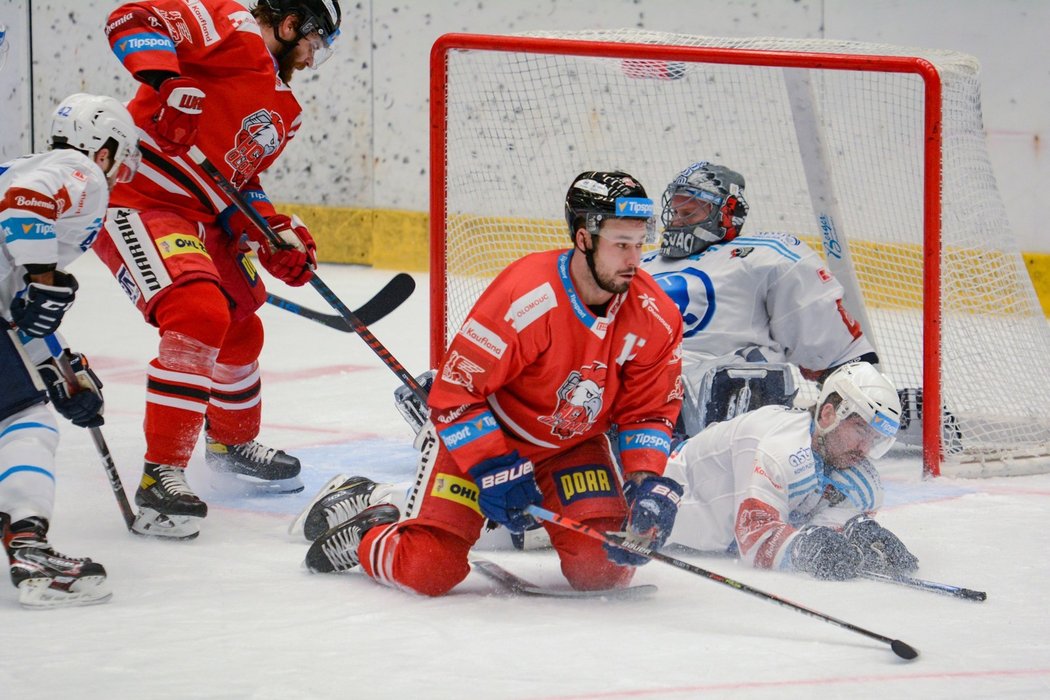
[3, 256, 1050, 699]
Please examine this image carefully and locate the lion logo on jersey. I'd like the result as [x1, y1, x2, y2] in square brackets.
[538, 362, 607, 439]
[225, 109, 286, 187]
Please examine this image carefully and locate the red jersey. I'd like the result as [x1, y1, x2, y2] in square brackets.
[105, 0, 301, 222]
[430, 249, 684, 478]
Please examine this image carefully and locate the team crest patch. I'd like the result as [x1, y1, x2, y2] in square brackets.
[538, 362, 606, 439]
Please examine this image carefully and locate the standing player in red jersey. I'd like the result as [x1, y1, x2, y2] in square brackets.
[304, 171, 686, 596]
[94, 0, 341, 539]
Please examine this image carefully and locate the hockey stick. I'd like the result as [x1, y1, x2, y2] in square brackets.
[265, 272, 416, 331]
[472, 557, 657, 599]
[53, 353, 136, 531]
[860, 570, 987, 602]
[526, 504, 919, 660]
[187, 146, 427, 403]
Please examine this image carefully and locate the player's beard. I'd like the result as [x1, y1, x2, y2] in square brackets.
[276, 49, 299, 84]
[584, 248, 632, 295]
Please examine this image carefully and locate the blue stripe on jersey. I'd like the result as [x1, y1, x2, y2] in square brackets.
[618, 428, 672, 457]
[831, 467, 877, 510]
[0, 422, 59, 440]
[112, 33, 177, 63]
[557, 250, 601, 331]
[3, 217, 56, 244]
[789, 472, 820, 499]
[438, 411, 500, 452]
[0, 465, 56, 483]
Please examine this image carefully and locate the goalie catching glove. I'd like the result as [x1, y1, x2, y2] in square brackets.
[605, 475, 684, 567]
[844, 515, 918, 575]
[468, 451, 542, 533]
[36, 351, 104, 428]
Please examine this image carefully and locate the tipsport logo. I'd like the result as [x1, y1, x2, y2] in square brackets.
[615, 197, 654, 219]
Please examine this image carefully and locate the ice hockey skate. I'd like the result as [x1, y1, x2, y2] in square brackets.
[205, 437, 304, 495]
[304, 504, 400, 573]
[289, 474, 380, 541]
[4, 517, 110, 609]
[132, 462, 208, 540]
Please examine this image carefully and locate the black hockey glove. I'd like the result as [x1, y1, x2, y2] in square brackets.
[844, 515, 919, 575]
[790, 525, 863, 580]
[36, 352, 104, 428]
[605, 475, 684, 567]
[9, 271, 78, 338]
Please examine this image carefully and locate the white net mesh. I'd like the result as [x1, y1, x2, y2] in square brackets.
[435, 30, 1050, 475]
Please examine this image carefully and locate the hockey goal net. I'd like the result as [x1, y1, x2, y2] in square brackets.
[429, 30, 1050, 477]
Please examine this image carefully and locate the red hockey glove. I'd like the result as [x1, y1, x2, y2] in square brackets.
[256, 214, 317, 286]
[152, 76, 205, 156]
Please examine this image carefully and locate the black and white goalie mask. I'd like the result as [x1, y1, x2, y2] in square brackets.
[659, 161, 749, 258]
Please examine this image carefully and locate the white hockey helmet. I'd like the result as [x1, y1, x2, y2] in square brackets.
[815, 362, 902, 459]
[49, 93, 140, 184]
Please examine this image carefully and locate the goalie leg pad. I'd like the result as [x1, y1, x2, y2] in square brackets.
[696, 362, 797, 430]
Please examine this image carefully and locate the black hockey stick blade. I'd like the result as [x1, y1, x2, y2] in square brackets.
[471, 558, 657, 599]
[266, 273, 415, 331]
[351, 273, 415, 326]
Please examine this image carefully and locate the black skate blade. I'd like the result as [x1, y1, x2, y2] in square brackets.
[472, 558, 657, 599]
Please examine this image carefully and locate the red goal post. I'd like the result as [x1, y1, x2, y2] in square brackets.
[429, 30, 1050, 477]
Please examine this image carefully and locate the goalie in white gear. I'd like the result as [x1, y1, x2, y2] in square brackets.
[643, 161, 879, 438]
[665, 362, 918, 580]
[1, 93, 139, 608]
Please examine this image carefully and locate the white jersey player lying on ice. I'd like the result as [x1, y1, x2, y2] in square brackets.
[0, 93, 139, 607]
[663, 361, 918, 580]
[295, 362, 918, 581]
[641, 160, 879, 438]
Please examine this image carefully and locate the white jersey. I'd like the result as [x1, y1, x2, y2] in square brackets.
[664, 405, 883, 570]
[1, 149, 108, 360]
[642, 232, 875, 389]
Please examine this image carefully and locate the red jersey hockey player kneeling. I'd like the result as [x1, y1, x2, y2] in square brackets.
[93, 0, 341, 539]
[304, 171, 685, 595]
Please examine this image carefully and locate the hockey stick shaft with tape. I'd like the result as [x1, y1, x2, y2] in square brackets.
[187, 146, 427, 403]
[860, 569, 987, 601]
[53, 352, 135, 530]
[526, 504, 919, 660]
